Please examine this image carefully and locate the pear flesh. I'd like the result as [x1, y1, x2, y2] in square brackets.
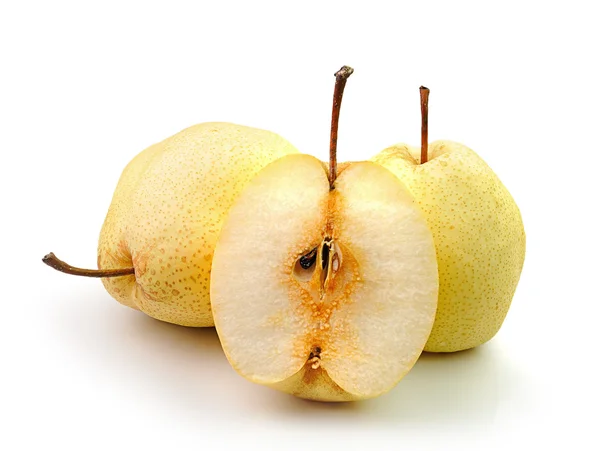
[98, 122, 298, 326]
[373, 141, 526, 352]
[210, 154, 439, 401]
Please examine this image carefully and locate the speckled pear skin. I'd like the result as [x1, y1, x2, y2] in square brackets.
[97, 122, 298, 326]
[373, 141, 525, 352]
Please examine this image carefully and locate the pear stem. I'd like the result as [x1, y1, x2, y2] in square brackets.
[42, 252, 135, 278]
[329, 65, 354, 189]
[420, 86, 430, 164]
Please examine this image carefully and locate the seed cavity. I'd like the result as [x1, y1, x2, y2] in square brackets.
[293, 247, 318, 282]
[299, 247, 317, 269]
[308, 346, 322, 370]
[321, 239, 331, 271]
[332, 252, 340, 272]
[319, 238, 342, 298]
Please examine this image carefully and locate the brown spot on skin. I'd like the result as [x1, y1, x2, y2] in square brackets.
[132, 251, 149, 276]
[135, 281, 161, 305]
[117, 239, 131, 261]
[102, 239, 133, 269]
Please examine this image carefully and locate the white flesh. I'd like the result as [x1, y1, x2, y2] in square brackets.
[211, 155, 438, 399]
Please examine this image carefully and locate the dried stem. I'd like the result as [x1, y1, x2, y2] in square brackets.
[42, 252, 135, 278]
[329, 65, 354, 189]
[420, 86, 430, 164]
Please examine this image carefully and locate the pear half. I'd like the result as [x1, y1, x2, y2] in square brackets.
[210, 154, 439, 401]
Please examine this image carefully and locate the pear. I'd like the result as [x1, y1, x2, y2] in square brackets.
[43, 122, 298, 326]
[372, 87, 526, 352]
[210, 67, 439, 401]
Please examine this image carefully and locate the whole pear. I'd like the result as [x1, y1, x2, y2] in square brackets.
[373, 140, 525, 352]
[46, 122, 298, 326]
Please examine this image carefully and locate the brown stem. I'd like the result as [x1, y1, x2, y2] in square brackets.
[329, 65, 354, 189]
[42, 252, 135, 278]
[420, 86, 430, 164]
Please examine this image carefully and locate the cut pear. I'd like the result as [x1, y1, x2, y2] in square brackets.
[210, 153, 439, 401]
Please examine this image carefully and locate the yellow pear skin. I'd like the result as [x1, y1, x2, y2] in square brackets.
[98, 122, 298, 326]
[373, 141, 525, 352]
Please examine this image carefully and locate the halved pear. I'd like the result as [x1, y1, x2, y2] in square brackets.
[210, 154, 439, 401]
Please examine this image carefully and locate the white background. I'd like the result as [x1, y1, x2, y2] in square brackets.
[1, 1, 599, 450]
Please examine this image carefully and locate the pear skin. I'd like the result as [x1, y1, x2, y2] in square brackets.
[373, 140, 526, 352]
[98, 122, 298, 326]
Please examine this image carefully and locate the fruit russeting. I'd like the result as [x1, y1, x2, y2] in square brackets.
[210, 66, 439, 401]
[43, 123, 298, 326]
[372, 86, 526, 352]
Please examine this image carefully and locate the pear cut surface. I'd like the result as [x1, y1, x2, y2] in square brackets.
[211, 154, 438, 400]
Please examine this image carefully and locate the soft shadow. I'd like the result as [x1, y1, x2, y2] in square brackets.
[52, 290, 239, 412]
[238, 341, 526, 426]
[53, 290, 528, 425]
[357, 345, 506, 424]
